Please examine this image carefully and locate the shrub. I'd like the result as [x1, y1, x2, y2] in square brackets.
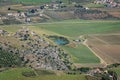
[22, 71, 36, 77]
[35, 69, 55, 75]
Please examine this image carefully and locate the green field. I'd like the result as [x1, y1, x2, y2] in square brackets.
[34, 20, 120, 38]
[62, 44, 100, 63]
[0, 68, 86, 80]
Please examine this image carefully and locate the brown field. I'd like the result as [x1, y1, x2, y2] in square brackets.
[92, 8, 120, 18]
[108, 12, 120, 18]
[86, 34, 120, 65]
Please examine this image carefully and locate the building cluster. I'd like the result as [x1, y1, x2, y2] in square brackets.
[87, 68, 117, 80]
[94, 0, 120, 8]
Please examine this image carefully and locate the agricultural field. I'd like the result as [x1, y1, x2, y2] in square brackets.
[33, 20, 120, 38]
[0, 68, 86, 80]
[62, 44, 100, 63]
[86, 34, 120, 64]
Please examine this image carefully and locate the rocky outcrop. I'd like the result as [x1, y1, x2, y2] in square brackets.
[0, 28, 72, 70]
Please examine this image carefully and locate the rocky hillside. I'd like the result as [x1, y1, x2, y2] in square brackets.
[0, 28, 72, 70]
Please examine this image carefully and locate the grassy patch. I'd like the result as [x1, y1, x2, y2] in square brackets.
[0, 68, 87, 80]
[0, 25, 21, 33]
[0, 68, 34, 80]
[85, 3, 105, 8]
[62, 44, 100, 63]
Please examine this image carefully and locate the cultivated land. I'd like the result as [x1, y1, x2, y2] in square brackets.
[33, 20, 120, 38]
[86, 34, 120, 64]
[62, 44, 100, 63]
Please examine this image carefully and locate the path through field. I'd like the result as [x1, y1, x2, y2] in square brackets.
[30, 20, 120, 25]
[85, 34, 120, 65]
[83, 40, 107, 66]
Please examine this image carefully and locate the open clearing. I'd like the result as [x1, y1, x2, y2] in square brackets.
[86, 34, 120, 64]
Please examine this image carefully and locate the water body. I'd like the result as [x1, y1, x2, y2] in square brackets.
[48, 36, 69, 45]
[54, 39, 68, 45]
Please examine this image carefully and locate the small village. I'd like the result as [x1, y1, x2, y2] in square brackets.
[94, 0, 120, 8]
[0, 0, 120, 25]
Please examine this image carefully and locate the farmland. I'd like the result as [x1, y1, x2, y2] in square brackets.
[34, 20, 120, 38]
[62, 44, 100, 63]
[86, 34, 120, 64]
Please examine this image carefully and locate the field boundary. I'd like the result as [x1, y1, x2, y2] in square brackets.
[83, 39, 107, 66]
